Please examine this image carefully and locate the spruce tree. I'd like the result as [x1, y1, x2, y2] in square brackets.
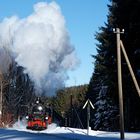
[88, 0, 140, 131]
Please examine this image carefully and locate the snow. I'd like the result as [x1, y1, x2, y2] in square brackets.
[0, 123, 140, 140]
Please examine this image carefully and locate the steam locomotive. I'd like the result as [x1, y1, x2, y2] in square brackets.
[26, 98, 52, 130]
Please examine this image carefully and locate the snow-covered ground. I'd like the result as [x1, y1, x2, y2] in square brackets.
[0, 123, 140, 140]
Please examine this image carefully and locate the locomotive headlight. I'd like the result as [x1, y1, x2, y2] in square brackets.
[45, 116, 48, 120]
[36, 100, 39, 104]
[26, 116, 29, 120]
[38, 106, 43, 111]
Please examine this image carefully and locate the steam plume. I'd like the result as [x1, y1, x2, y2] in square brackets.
[0, 2, 79, 96]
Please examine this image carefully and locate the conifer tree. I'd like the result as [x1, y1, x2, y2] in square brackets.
[88, 0, 140, 131]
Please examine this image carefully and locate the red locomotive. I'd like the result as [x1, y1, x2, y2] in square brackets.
[26, 98, 52, 130]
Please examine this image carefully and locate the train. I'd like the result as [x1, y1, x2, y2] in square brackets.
[26, 98, 52, 130]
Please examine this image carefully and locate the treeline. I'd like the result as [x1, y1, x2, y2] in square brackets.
[51, 85, 88, 128]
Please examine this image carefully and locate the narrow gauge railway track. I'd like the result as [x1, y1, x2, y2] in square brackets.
[40, 132, 79, 140]
[26, 130, 79, 140]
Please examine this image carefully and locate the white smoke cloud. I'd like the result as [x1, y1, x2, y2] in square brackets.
[0, 2, 79, 96]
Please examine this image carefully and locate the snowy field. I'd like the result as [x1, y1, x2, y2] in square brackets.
[0, 123, 140, 140]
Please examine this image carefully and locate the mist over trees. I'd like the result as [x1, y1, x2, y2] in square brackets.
[87, 0, 140, 131]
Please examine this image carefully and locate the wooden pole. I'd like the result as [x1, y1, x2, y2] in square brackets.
[87, 102, 90, 135]
[70, 94, 73, 127]
[120, 40, 140, 97]
[83, 99, 94, 135]
[0, 80, 2, 125]
[114, 28, 125, 139]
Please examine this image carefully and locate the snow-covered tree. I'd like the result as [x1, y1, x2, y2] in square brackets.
[88, 0, 140, 131]
[94, 86, 118, 131]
